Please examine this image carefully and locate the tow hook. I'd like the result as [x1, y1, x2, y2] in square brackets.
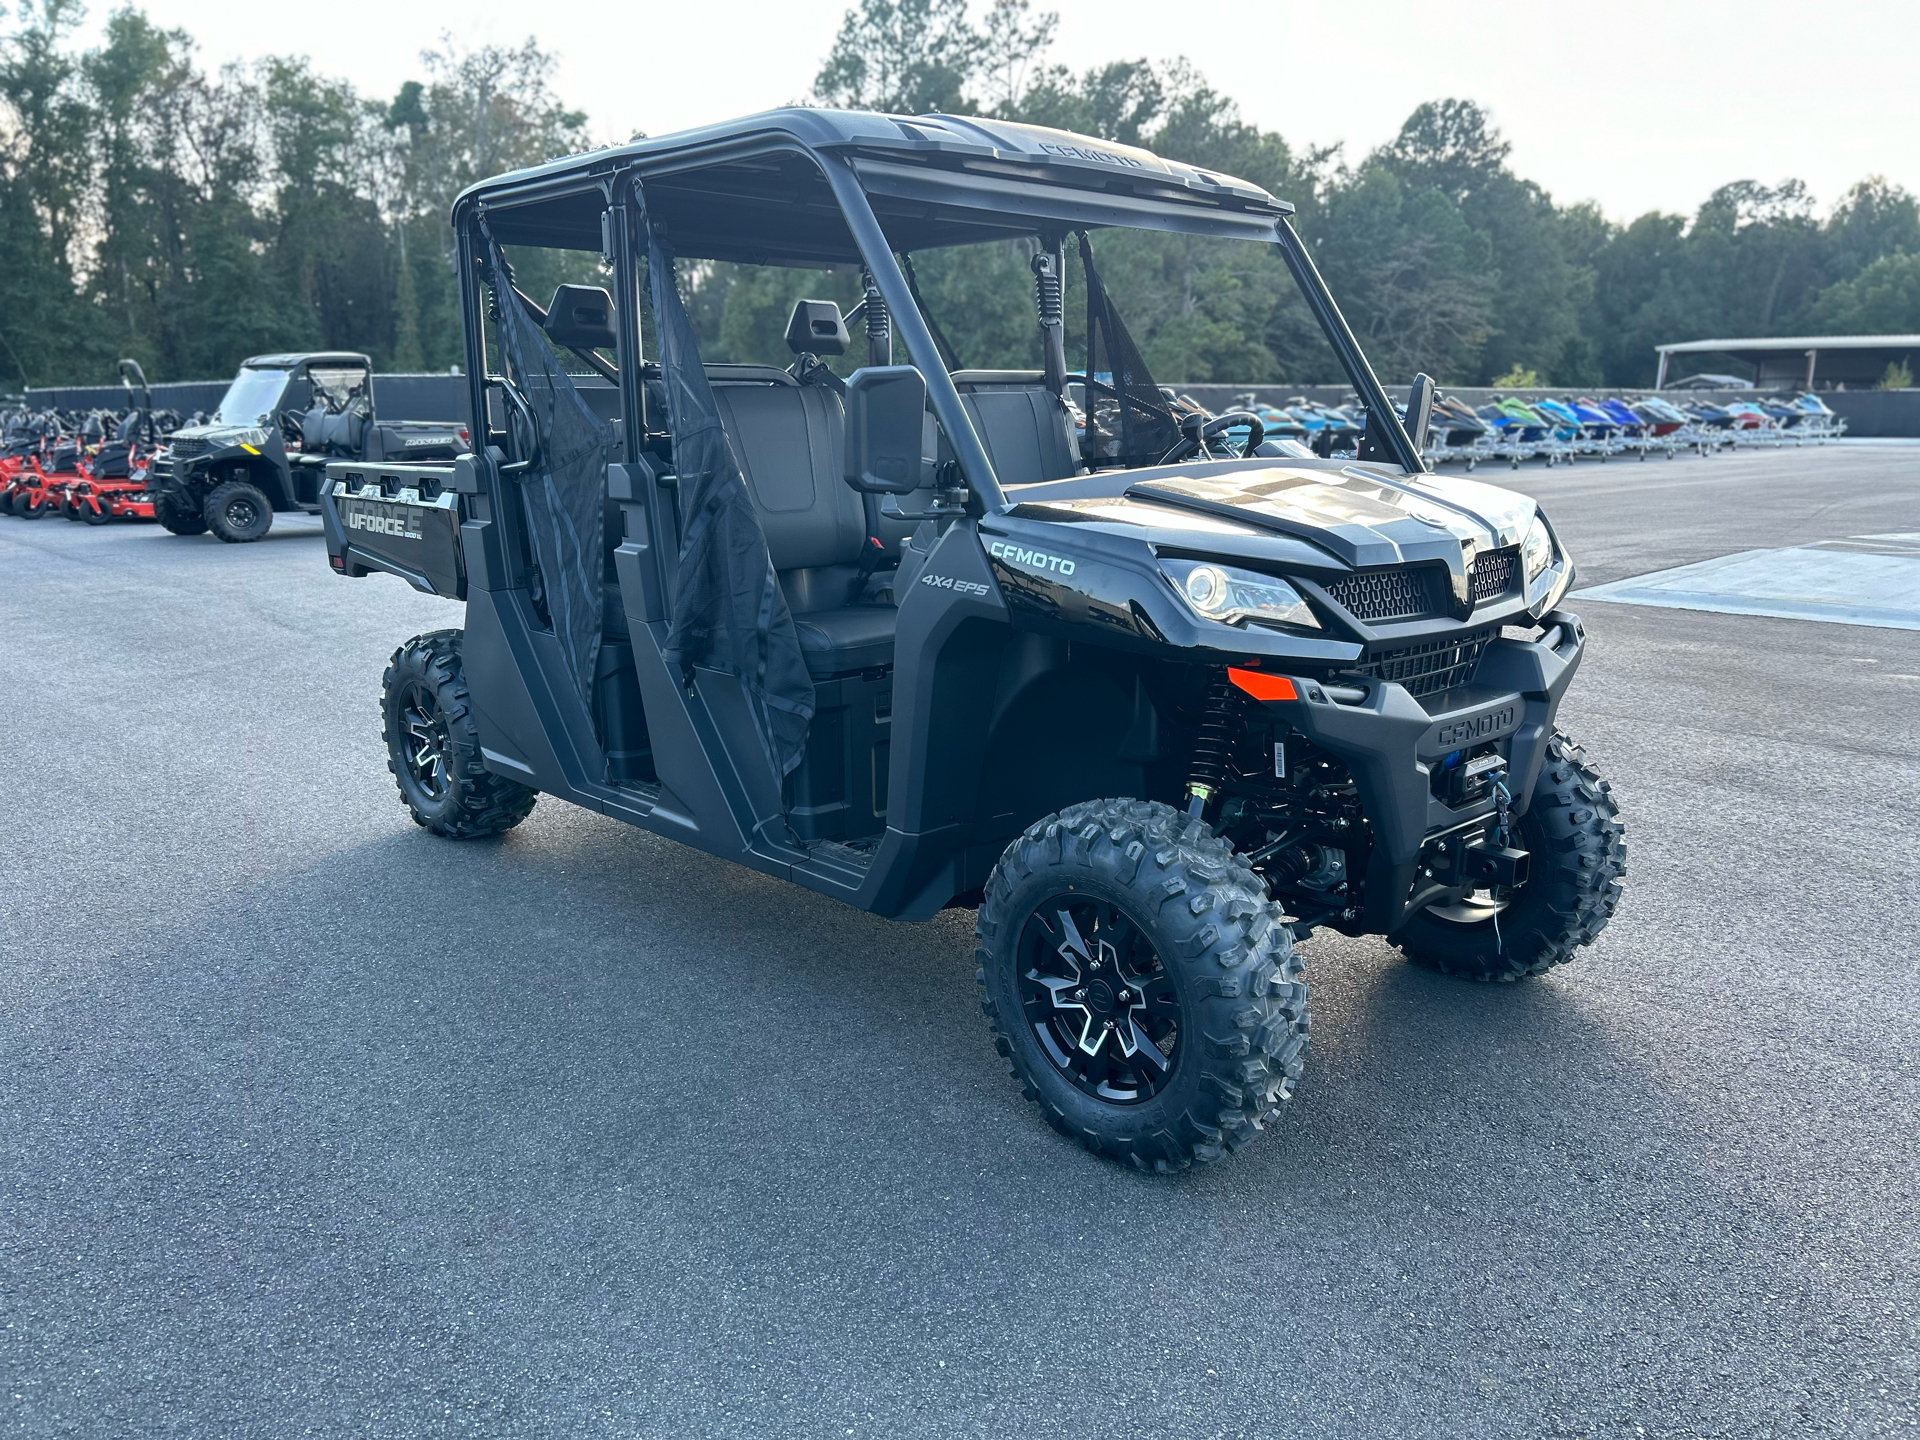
[1464, 841, 1528, 889]
[1424, 834, 1530, 889]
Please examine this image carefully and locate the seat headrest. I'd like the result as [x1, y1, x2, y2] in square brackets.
[785, 300, 849, 357]
[544, 285, 618, 350]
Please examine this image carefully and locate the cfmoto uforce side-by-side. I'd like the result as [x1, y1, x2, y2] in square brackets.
[323, 108, 1625, 1171]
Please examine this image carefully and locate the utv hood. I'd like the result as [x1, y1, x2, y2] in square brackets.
[166, 422, 273, 449]
[1005, 460, 1556, 613]
[1122, 464, 1537, 568]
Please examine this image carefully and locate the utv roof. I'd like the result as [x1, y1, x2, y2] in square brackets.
[456, 108, 1292, 264]
[241, 353, 372, 369]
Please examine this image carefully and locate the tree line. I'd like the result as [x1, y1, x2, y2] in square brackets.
[3, 0, 1915, 394]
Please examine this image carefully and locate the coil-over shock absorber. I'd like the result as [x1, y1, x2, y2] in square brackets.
[1031, 248, 1067, 395]
[1185, 673, 1236, 818]
[861, 269, 891, 369]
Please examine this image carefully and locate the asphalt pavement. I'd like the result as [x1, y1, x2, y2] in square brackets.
[3, 444, 1917, 1438]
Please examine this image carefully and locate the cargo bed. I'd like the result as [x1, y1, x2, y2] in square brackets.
[321, 458, 467, 599]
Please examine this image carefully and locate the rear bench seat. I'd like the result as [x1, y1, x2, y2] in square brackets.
[709, 372, 905, 678]
[951, 370, 1079, 485]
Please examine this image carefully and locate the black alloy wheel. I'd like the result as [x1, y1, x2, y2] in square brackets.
[380, 629, 537, 839]
[976, 798, 1308, 1171]
[396, 682, 452, 801]
[205, 479, 273, 543]
[1017, 894, 1182, 1104]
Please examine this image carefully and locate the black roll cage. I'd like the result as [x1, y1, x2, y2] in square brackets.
[422, 122, 1442, 919]
[449, 130, 1425, 536]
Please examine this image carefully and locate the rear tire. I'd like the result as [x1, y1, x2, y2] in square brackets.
[205, 479, 272, 542]
[976, 799, 1308, 1171]
[1395, 733, 1625, 982]
[154, 493, 208, 535]
[382, 629, 537, 839]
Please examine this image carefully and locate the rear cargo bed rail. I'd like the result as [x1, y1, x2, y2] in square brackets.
[322, 459, 466, 599]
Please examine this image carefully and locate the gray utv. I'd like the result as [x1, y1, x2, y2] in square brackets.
[322, 108, 1625, 1171]
[151, 353, 466, 542]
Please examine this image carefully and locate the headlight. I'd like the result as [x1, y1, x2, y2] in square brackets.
[1161, 559, 1320, 630]
[1521, 513, 1556, 583]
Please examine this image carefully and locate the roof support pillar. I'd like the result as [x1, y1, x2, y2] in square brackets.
[1655, 350, 1669, 389]
[819, 153, 1005, 513]
[1805, 349, 1818, 391]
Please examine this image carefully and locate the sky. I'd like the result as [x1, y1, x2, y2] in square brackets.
[74, 0, 1919, 222]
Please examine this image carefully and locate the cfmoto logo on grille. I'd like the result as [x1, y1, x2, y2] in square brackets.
[1434, 707, 1515, 747]
[988, 540, 1075, 576]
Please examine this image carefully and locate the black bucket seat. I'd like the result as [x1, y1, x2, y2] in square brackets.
[710, 371, 908, 678]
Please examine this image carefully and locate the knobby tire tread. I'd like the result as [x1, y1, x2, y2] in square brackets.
[1397, 731, 1626, 982]
[976, 798, 1308, 1172]
[382, 629, 537, 839]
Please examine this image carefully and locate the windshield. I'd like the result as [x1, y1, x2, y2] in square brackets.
[686, 228, 1365, 473]
[213, 367, 291, 425]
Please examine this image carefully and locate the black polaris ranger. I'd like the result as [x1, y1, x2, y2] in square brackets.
[323, 109, 1624, 1171]
[151, 352, 467, 541]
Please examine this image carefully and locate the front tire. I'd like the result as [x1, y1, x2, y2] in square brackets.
[154, 493, 208, 535]
[382, 629, 537, 839]
[1396, 733, 1625, 981]
[976, 799, 1308, 1171]
[205, 479, 273, 542]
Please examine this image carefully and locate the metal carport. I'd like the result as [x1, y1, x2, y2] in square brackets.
[1654, 334, 1920, 389]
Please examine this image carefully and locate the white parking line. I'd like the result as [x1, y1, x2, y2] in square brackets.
[1573, 540, 1920, 630]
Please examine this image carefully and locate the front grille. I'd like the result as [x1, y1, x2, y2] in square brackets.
[1470, 548, 1517, 604]
[168, 437, 208, 460]
[1351, 625, 1497, 699]
[1322, 566, 1444, 621]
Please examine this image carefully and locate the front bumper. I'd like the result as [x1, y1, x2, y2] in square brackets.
[147, 452, 200, 501]
[1263, 611, 1585, 934]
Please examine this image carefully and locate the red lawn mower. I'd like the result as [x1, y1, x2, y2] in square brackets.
[62, 363, 162, 524]
[9, 439, 85, 518]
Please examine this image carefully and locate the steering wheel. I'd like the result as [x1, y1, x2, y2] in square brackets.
[1157, 409, 1266, 465]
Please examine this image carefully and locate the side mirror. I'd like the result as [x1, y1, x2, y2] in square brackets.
[844, 365, 934, 494]
[1405, 372, 1436, 463]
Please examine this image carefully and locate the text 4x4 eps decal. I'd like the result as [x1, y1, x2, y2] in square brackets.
[921, 573, 991, 597]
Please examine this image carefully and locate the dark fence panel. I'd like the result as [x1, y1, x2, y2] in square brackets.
[1822, 391, 1920, 438]
[24, 374, 1915, 436]
[22, 373, 470, 425]
[364, 374, 469, 423]
[23, 380, 227, 415]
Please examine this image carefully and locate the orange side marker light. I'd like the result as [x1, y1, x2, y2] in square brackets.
[1227, 668, 1297, 702]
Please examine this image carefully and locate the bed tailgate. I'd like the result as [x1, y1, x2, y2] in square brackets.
[321, 459, 467, 600]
